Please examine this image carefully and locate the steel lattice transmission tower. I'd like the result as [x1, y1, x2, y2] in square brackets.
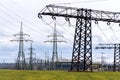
[96, 44, 120, 72]
[38, 4, 120, 71]
[45, 18, 66, 69]
[11, 22, 31, 70]
[29, 41, 35, 70]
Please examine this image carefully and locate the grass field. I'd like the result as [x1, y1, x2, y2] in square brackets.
[0, 70, 120, 80]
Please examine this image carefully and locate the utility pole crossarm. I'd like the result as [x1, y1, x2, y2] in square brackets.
[47, 35, 64, 37]
[10, 39, 32, 42]
[38, 4, 120, 23]
[96, 44, 116, 49]
[14, 33, 30, 37]
[44, 40, 66, 43]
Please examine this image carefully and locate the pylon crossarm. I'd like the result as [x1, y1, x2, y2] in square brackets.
[38, 4, 120, 23]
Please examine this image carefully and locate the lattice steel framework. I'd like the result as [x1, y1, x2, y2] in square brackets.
[11, 22, 31, 70]
[71, 9, 92, 71]
[29, 42, 35, 70]
[96, 44, 120, 71]
[45, 19, 66, 70]
[38, 4, 120, 71]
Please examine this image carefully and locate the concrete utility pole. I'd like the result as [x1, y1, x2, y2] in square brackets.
[11, 22, 31, 70]
[45, 18, 66, 70]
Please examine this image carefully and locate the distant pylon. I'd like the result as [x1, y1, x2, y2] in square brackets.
[45, 49, 50, 70]
[29, 41, 35, 70]
[45, 18, 66, 69]
[11, 22, 31, 70]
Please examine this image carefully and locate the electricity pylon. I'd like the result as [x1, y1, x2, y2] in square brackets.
[11, 22, 31, 70]
[96, 44, 120, 72]
[29, 41, 35, 70]
[45, 18, 66, 70]
[45, 49, 50, 70]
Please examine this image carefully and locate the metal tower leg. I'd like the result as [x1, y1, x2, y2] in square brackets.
[71, 9, 92, 71]
[16, 37, 26, 70]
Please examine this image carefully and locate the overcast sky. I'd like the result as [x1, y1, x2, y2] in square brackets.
[0, 0, 120, 63]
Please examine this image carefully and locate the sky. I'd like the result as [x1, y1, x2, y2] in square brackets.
[0, 0, 120, 64]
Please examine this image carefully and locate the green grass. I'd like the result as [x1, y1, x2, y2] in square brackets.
[0, 70, 120, 80]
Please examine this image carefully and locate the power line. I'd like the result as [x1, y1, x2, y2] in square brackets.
[56, 20, 74, 37]
[54, 0, 109, 5]
[0, 3, 46, 36]
[41, 18, 73, 43]
[0, 4, 72, 57]
[95, 20, 120, 42]
[0, 8, 20, 22]
[0, 15, 18, 27]
[96, 24, 111, 42]
[0, 2, 73, 48]
[0, 6, 48, 40]
[109, 26, 120, 42]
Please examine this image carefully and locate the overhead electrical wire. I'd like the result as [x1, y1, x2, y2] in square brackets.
[56, 17, 75, 29]
[0, 4, 72, 51]
[96, 24, 112, 31]
[110, 24, 120, 32]
[56, 20, 67, 26]
[109, 26, 120, 42]
[96, 22, 120, 42]
[54, 0, 109, 5]
[40, 18, 55, 30]
[96, 22, 120, 43]
[0, 3, 47, 36]
[0, 9, 49, 59]
[41, 17, 74, 50]
[112, 27, 120, 32]
[96, 24, 111, 42]
[40, 19, 73, 54]
[0, 3, 49, 39]
[0, 8, 20, 22]
[0, 3, 84, 55]
[95, 22, 120, 32]
[41, 18, 73, 43]
[55, 18, 75, 48]
[56, 20, 74, 37]
[0, 15, 18, 27]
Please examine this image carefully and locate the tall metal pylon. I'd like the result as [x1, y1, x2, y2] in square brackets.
[45, 18, 66, 69]
[29, 41, 35, 70]
[11, 22, 31, 70]
[45, 49, 50, 70]
[96, 44, 120, 72]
